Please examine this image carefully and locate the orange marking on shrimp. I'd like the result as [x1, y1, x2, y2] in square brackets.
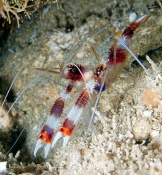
[59, 118, 76, 136]
[39, 125, 54, 144]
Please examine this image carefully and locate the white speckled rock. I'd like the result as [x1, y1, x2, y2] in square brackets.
[132, 119, 150, 141]
[152, 132, 162, 152]
[0, 104, 13, 131]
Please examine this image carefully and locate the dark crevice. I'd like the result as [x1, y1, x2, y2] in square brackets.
[81, 18, 87, 25]
[0, 19, 10, 48]
[0, 122, 27, 159]
[0, 77, 16, 103]
[65, 22, 74, 33]
[131, 46, 162, 69]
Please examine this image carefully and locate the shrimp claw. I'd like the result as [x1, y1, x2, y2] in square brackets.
[34, 84, 73, 157]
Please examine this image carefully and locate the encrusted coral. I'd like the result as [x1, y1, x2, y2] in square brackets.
[0, 0, 58, 28]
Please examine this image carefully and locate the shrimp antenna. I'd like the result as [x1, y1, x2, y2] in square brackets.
[7, 55, 60, 114]
[36, 53, 64, 74]
[88, 69, 108, 130]
[2, 64, 60, 159]
[7, 71, 44, 114]
[1, 64, 25, 108]
[1, 124, 27, 160]
[69, 14, 130, 63]
[90, 45, 101, 62]
[0, 61, 30, 133]
[37, 45, 75, 75]
[114, 36, 152, 77]
[85, 103, 98, 134]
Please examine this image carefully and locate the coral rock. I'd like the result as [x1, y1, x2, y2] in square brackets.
[142, 88, 162, 108]
[132, 119, 150, 141]
[0, 106, 13, 131]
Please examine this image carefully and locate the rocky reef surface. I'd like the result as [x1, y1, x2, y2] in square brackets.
[0, 0, 162, 174]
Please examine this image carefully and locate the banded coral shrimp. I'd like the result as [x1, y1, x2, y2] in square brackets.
[0, 3, 161, 175]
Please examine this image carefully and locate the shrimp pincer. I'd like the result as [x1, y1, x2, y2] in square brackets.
[34, 84, 73, 157]
[34, 15, 150, 158]
[105, 15, 150, 88]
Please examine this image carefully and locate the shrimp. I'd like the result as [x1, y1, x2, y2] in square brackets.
[0, 5, 161, 173]
[33, 15, 150, 158]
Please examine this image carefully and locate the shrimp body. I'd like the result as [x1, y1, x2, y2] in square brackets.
[34, 15, 150, 158]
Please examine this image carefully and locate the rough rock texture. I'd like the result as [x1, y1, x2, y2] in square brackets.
[0, 0, 162, 174]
